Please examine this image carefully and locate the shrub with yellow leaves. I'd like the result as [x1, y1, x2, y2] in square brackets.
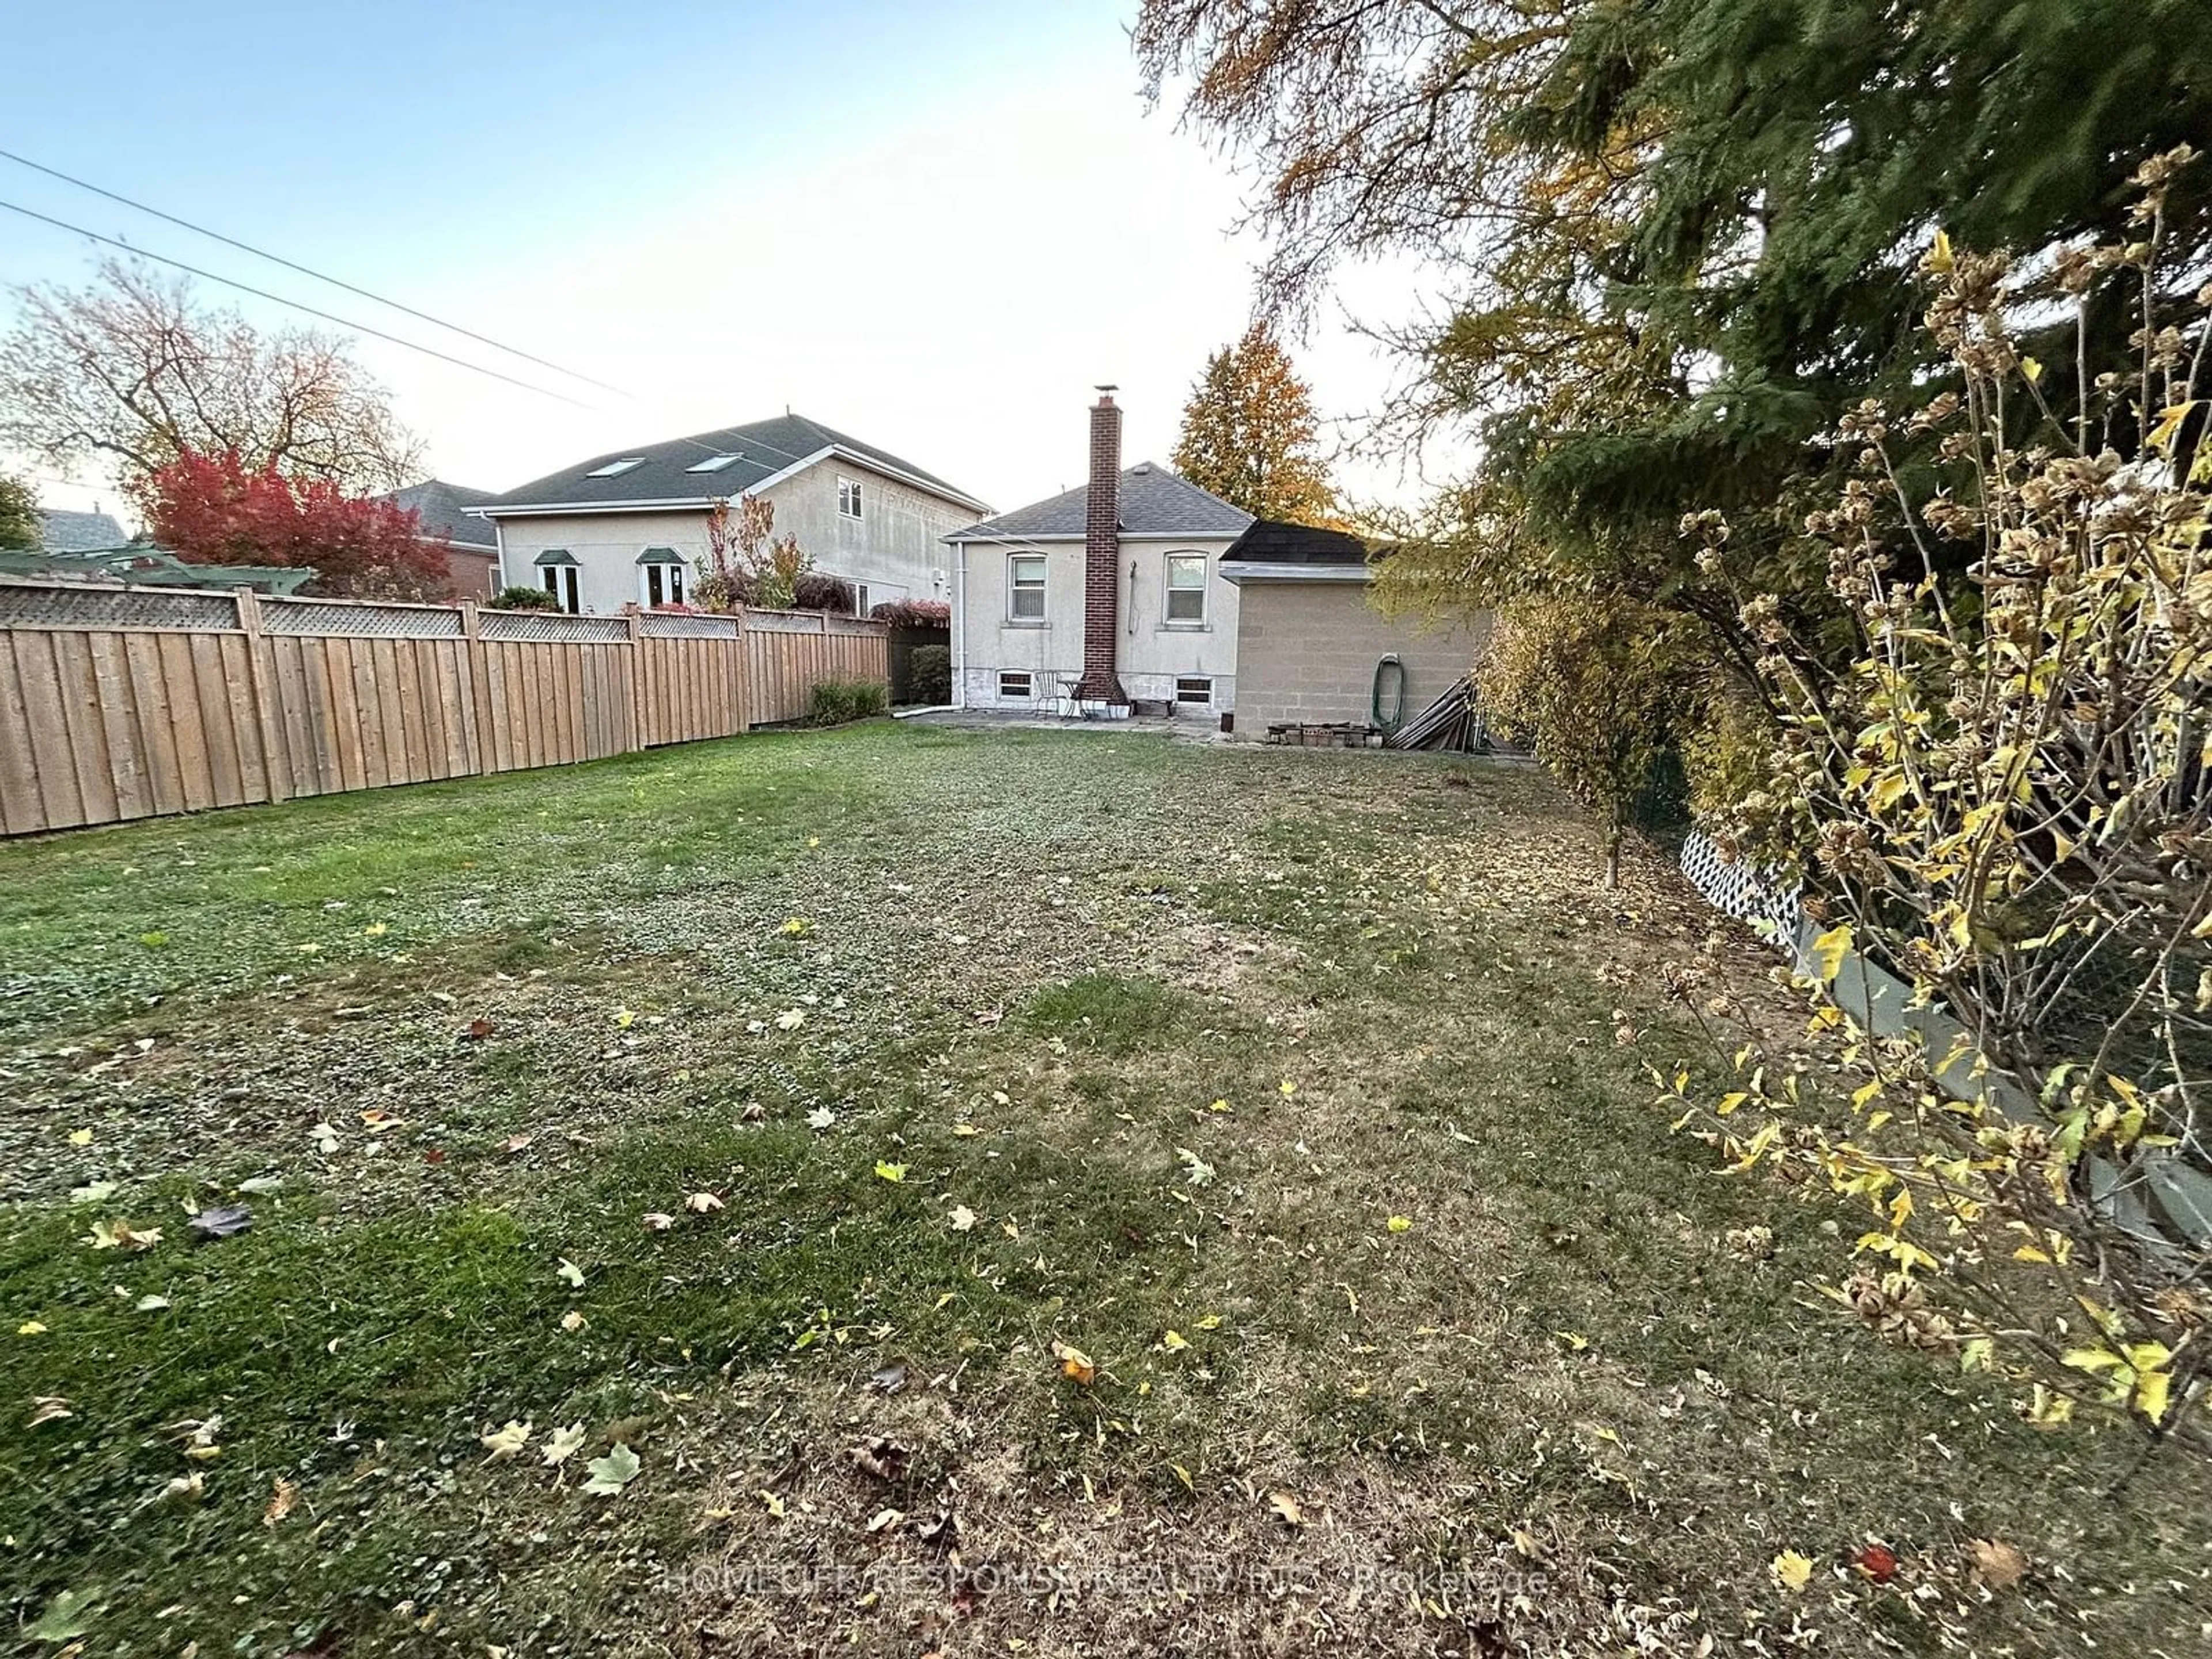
[1664, 149, 2212, 1455]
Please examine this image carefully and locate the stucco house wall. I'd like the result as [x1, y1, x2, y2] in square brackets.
[1232, 579, 1486, 734]
[490, 465, 970, 617]
[766, 463, 965, 609]
[493, 509, 714, 615]
[956, 535, 1243, 711]
[477, 415, 984, 618]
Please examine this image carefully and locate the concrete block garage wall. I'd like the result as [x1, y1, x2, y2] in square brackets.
[1232, 581, 1484, 733]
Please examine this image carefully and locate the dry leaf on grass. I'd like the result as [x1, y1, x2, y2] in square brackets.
[1268, 1491, 1305, 1528]
[263, 1476, 298, 1527]
[1970, 1537, 2027, 1590]
[542, 1423, 588, 1467]
[582, 1443, 641, 1497]
[1771, 1550, 1814, 1592]
[850, 1437, 911, 1483]
[1051, 1340, 1096, 1385]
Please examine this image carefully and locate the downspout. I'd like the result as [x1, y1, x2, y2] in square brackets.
[953, 541, 968, 709]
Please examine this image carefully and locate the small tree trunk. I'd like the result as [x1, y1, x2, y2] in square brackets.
[1603, 821, 1622, 891]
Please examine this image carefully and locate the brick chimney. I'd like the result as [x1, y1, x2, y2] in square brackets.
[1075, 388, 1127, 704]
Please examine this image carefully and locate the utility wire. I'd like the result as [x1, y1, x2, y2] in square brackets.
[0, 197, 595, 408]
[0, 146, 628, 396]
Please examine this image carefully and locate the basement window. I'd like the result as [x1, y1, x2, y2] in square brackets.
[1165, 553, 1207, 622]
[1008, 554, 1046, 620]
[999, 671, 1035, 701]
[585, 457, 646, 478]
[1175, 676, 1213, 706]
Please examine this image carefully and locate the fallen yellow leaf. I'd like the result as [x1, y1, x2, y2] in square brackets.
[1051, 1340, 1096, 1385]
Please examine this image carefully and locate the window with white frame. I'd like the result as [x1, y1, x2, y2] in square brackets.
[542, 562, 580, 613]
[1175, 676, 1214, 706]
[1008, 554, 1047, 620]
[854, 584, 871, 617]
[998, 671, 1034, 701]
[838, 477, 863, 520]
[1165, 553, 1207, 623]
[640, 553, 685, 608]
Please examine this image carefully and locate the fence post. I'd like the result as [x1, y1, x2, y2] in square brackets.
[623, 607, 646, 754]
[734, 605, 752, 732]
[233, 586, 290, 805]
[458, 601, 487, 774]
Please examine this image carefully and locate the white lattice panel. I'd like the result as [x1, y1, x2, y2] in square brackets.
[1680, 829, 1802, 947]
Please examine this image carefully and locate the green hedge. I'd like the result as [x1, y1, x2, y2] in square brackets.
[809, 679, 891, 726]
[910, 643, 951, 705]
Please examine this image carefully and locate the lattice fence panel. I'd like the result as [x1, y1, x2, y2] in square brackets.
[480, 611, 630, 643]
[743, 611, 826, 635]
[0, 581, 240, 633]
[639, 611, 743, 639]
[1680, 829, 1802, 948]
[261, 599, 464, 638]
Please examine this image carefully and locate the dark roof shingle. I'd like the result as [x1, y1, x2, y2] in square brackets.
[385, 480, 499, 549]
[480, 414, 984, 513]
[945, 463, 1251, 541]
[1221, 519, 1370, 566]
[37, 509, 128, 553]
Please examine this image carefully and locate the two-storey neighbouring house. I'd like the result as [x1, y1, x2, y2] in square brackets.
[943, 393, 1252, 716]
[471, 413, 989, 615]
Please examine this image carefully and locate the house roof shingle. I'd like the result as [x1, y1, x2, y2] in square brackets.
[1221, 519, 1370, 566]
[37, 509, 128, 553]
[478, 413, 986, 515]
[944, 463, 1251, 543]
[386, 480, 500, 550]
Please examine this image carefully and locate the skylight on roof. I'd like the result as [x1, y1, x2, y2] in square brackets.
[585, 457, 646, 478]
[685, 453, 743, 473]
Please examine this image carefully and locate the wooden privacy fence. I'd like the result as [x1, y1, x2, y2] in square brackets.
[0, 580, 889, 836]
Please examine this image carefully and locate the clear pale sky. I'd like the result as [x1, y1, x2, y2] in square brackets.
[1, 0, 1419, 523]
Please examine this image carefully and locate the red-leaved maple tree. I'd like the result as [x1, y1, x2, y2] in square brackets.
[135, 450, 450, 599]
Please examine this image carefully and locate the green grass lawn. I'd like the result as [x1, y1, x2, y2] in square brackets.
[1, 722, 2205, 1657]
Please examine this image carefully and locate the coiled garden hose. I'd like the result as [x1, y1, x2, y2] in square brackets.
[1371, 654, 1406, 733]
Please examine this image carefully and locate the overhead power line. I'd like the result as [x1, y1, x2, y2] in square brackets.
[0, 147, 628, 396]
[0, 197, 594, 408]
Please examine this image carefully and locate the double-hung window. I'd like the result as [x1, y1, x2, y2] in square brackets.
[838, 477, 863, 520]
[1008, 554, 1047, 621]
[1165, 553, 1207, 623]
